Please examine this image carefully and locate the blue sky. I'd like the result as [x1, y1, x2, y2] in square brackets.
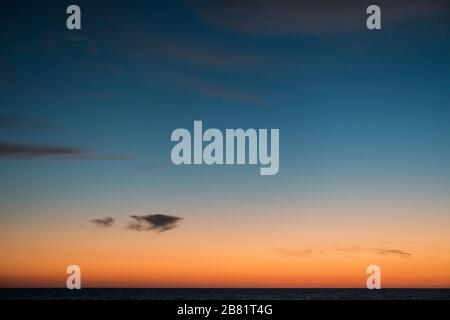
[1, 0, 450, 218]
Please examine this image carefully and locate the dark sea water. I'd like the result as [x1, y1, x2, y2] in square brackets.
[0, 288, 449, 300]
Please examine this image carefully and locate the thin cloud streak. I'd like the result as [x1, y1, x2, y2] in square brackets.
[186, 0, 449, 36]
[0, 114, 59, 131]
[163, 71, 266, 104]
[152, 40, 264, 69]
[375, 249, 412, 257]
[274, 246, 412, 258]
[0, 143, 84, 159]
[273, 248, 315, 257]
[0, 143, 130, 160]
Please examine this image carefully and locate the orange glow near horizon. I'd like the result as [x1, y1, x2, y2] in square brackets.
[1, 201, 449, 288]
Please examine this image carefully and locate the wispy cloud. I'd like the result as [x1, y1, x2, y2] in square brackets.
[273, 246, 412, 258]
[272, 248, 315, 257]
[0, 143, 85, 159]
[0, 114, 59, 131]
[90, 217, 115, 228]
[152, 40, 264, 70]
[164, 71, 265, 104]
[128, 214, 183, 233]
[375, 249, 411, 257]
[0, 143, 129, 160]
[186, 0, 449, 36]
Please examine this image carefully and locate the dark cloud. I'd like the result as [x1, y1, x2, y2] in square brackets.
[185, 0, 449, 36]
[128, 214, 183, 232]
[0, 143, 85, 159]
[0, 142, 129, 160]
[90, 217, 115, 228]
[89, 217, 115, 228]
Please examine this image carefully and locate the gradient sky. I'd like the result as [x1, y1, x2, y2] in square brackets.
[0, 0, 450, 288]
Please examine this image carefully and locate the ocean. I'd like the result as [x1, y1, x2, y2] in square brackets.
[0, 288, 449, 300]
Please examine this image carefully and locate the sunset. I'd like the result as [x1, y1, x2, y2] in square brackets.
[0, 0, 449, 315]
[1, 197, 449, 288]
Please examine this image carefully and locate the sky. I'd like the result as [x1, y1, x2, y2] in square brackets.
[0, 0, 450, 288]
